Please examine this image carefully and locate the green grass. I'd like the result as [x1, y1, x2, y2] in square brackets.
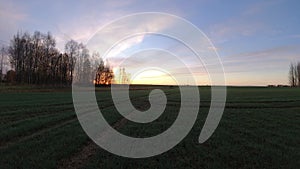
[0, 86, 299, 169]
[0, 121, 88, 169]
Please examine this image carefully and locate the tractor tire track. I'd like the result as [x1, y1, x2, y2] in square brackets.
[0, 117, 78, 149]
[57, 117, 129, 169]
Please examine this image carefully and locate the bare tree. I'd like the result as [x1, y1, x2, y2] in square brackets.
[0, 46, 8, 83]
[78, 44, 89, 82]
[65, 40, 79, 84]
[289, 62, 300, 87]
[82, 57, 92, 84]
[289, 63, 295, 87]
[94, 58, 114, 85]
[7, 30, 115, 86]
[297, 62, 300, 87]
[8, 31, 75, 86]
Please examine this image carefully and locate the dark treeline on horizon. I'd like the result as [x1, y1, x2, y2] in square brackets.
[2, 30, 114, 86]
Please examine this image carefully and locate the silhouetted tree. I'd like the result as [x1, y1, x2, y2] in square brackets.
[6, 70, 16, 83]
[78, 44, 90, 82]
[0, 46, 8, 83]
[8, 31, 75, 86]
[65, 40, 79, 84]
[297, 62, 300, 87]
[7, 30, 116, 86]
[94, 58, 114, 85]
[289, 62, 299, 87]
[82, 56, 92, 83]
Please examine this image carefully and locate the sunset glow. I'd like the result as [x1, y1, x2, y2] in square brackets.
[131, 69, 176, 85]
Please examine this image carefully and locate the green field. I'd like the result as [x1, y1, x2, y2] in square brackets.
[0, 86, 299, 169]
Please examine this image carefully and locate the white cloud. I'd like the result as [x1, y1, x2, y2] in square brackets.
[86, 13, 177, 60]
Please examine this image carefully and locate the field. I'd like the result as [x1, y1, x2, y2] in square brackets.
[0, 86, 299, 169]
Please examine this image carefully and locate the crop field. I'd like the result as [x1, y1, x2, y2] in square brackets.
[0, 86, 299, 169]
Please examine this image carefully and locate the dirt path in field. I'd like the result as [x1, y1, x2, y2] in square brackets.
[57, 117, 129, 169]
[57, 92, 172, 169]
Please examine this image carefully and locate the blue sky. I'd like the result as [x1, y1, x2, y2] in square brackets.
[0, 0, 300, 85]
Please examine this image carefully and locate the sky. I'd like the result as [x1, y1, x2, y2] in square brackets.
[0, 0, 300, 86]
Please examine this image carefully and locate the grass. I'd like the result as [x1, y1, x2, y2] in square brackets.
[0, 121, 88, 169]
[0, 86, 299, 169]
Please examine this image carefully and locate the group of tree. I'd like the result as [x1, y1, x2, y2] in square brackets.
[289, 62, 300, 87]
[94, 58, 114, 85]
[5, 30, 114, 86]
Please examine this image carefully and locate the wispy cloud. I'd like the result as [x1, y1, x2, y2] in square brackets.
[0, 1, 28, 43]
[209, 17, 265, 43]
[54, 11, 127, 50]
[208, 1, 283, 43]
[288, 34, 300, 39]
[53, 1, 140, 50]
[87, 13, 178, 61]
[221, 44, 300, 80]
[241, 0, 282, 16]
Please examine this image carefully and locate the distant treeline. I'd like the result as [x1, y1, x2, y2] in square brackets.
[3, 31, 114, 86]
[289, 62, 300, 87]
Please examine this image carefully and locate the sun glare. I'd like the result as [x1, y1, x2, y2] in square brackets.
[131, 70, 176, 85]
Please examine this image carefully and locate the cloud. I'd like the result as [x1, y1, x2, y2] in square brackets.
[52, 1, 139, 50]
[207, 1, 283, 43]
[86, 13, 178, 61]
[105, 35, 145, 63]
[289, 34, 300, 39]
[0, 1, 28, 44]
[209, 18, 265, 43]
[103, 0, 137, 9]
[54, 12, 125, 50]
[221, 44, 300, 76]
[242, 0, 282, 16]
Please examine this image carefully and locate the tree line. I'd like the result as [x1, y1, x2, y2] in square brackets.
[289, 62, 300, 87]
[5, 31, 114, 86]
